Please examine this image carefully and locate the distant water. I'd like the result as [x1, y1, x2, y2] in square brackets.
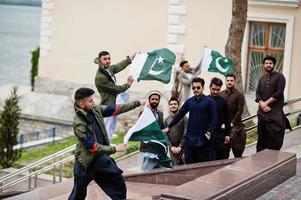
[0, 4, 41, 86]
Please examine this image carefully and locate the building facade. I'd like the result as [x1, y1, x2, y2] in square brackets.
[38, 0, 301, 102]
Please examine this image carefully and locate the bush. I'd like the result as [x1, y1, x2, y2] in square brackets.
[30, 47, 40, 91]
[0, 87, 22, 168]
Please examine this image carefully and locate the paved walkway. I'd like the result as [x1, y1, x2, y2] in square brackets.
[255, 127, 301, 199]
[256, 158, 301, 200]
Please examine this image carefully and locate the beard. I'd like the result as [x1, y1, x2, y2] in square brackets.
[264, 66, 274, 73]
[226, 84, 234, 89]
[150, 102, 159, 109]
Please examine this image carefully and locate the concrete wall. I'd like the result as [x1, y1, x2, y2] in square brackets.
[39, 0, 169, 93]
[38, 0, 301, 100]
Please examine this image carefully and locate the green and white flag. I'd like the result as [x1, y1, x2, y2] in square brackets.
[124, 106, 172, 168]
[130, 48, 176, 84]
[201, 47, 233, 75]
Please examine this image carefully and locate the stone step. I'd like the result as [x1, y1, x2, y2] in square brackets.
[160, 149, 296, 200]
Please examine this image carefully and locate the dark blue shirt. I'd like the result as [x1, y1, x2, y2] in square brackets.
[168, 95, 217, 147]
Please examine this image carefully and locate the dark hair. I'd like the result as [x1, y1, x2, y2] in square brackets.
[169, 96, 180, 105]
[210, 77, 223, 87]
[98, 51, 110, 58]
[225, 73, 236, 80]
[192, 77, 205, 87]
[74, 87, 95, 100]
[179, 60, 188, 68]
[263, 55, 276, 65]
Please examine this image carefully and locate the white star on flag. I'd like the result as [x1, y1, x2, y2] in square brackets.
[157, 56, 164, 64]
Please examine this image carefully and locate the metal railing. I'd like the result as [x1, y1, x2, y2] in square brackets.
[0, 97, 301, 192]
[0, 144, 76, 192]
[242, 97, 301, 132]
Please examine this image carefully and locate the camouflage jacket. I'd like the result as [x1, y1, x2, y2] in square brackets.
[94, 57, 131, 105]
[73, 101, 140, 169]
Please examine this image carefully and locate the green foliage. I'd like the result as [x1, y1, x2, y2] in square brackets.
[0, 87, 22, 168]
[30, 47, 40, 91]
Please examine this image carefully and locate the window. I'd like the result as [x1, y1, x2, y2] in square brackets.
[246, 22, 286, 92]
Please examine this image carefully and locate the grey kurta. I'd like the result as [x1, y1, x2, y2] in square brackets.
[164, 114, 187, 165]
[255, 71, 286, 151]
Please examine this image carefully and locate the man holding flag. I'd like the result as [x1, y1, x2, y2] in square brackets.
[124, 90, 172, 171]
[94, 51, 135, 141]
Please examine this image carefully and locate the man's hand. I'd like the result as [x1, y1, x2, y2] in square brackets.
[139, 100, 147, 107]
[263, 106, 271, 113]
[224, 136, 230, 144]
[129, 52, 137, 61]
[259, 101, 268, 110]
[171, 146, 182, 154]
[115, 144, 128, 152]
[127, 75, 134, 86]
[195, 69, 202, 76]
[162, 127, 170, 133]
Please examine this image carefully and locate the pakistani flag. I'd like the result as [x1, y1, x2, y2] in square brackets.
[130, 48, 176, 84]
[124, 106, 172, 168]
[201, 48, 233, 75]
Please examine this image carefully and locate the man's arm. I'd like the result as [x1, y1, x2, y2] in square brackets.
[178, 72, 200, 86]
[74, 124, 116, 155]
[178, 116, 188, 148]
[223, 100, 231, 136]
[269, 74, 286, 104]
[96, 77, 131, 95]
[207, 99, 218, 133]
[255, 77, 262, 103]
[96, 101, 142, 118]
[231, 93, 244, 124]
[111, 56, 132, 74]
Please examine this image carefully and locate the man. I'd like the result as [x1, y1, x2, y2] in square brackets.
[220, 74, 246, 158]
[164, 78, 217, 164]
[140, 90, 164, 171]
[208, 77, 230, 160]
[94, 51, 135, 141]
[164, 97, 187, 165]
[255, 55, 286, 152]
[68, 87, 144, 200]
[177, 60, 202, 102]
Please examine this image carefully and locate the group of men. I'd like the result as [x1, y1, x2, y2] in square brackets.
[69, 51, 287, 200]
[162, 74, 246, 165]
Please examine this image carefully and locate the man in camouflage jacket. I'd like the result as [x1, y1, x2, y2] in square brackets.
[68, 87, 144, 200]
[94, 51, 134, 105]
[94, 51, 135, 141]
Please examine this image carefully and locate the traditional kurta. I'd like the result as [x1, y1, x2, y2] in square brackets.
[164, 113, 187, 165]
[220, 88, 246, 156]
[208, 95, 230, 160]
[255, 71, 286, 151]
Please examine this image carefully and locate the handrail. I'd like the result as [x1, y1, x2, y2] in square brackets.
[242, 96, 301, 123]
[0, 144, 76, 182]
[0, 155, 74, 191]
[284, 97, 301, 106]
[244, 109, 301, 132]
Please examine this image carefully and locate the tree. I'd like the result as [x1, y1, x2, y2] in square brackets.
[0, 87, 21, 168]
[225, 0, 250, 117]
